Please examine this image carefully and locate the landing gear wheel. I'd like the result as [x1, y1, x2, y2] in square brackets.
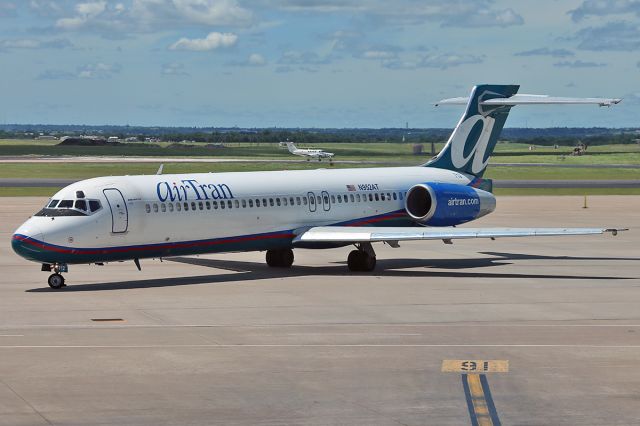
[279, 249, 294, 268]
[266, 249, 294, 268]
[347, 250, 376, 272]
[48, 273, 65, 289]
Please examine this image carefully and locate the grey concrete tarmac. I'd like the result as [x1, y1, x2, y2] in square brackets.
[0, 196, 639, 425]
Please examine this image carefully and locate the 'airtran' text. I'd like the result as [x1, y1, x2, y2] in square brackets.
[157, 179, 234, 202]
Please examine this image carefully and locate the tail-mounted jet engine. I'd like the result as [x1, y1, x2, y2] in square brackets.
[404, 182, 496, 227]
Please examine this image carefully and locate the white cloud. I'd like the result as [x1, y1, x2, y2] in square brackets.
[574, 21, 640, 51]
[0, 1, 16, 18]
[56, 1, 107, 30]
[77, 62, 121, 78]
[382, 53, 484, 70]
[0, 38, 73, 50]
[260, 0, 524, 28]
[227, 53, 267, 66]
[554, 60, 606, 68]
[515, 48, 574, 58]
[162, 62, 189, 76]
[171, 0, 252, 26]
[359, 50, 398, 60]
[37, 62, 121, 80]
[169, 32, 238, 51]
[278, 50, 331, 64]
[247, 53, 266, 65]
[569, 0, 640, 22]
[49, 0, 251, 34]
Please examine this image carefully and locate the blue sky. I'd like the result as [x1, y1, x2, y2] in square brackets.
[0, 0, 638, 128]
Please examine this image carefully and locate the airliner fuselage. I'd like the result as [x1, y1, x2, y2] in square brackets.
[13, 166, 488, 265]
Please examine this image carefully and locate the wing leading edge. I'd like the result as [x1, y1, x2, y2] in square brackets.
[293, 226, 625, 245]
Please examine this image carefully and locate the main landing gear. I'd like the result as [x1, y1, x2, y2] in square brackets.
[266, 249, 294, 268]
[42, 263, 68, 289]
[347, 242, 377, 272]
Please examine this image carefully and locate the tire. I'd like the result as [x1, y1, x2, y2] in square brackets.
[362, 254, 377, 272]
[280, 249, 294, 268]
[266, 249, 294, 268]
[266, 250, 278, 267]
[347, 250, 363, 271]
[48, 273, 65, 289]
[347, 250, 376, 272]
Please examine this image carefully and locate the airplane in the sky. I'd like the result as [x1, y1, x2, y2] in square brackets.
[283, 141, 335, 162]
[12, 84, 624, 289]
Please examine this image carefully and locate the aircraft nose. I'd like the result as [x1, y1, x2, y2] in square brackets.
[12, 222, 46, 262]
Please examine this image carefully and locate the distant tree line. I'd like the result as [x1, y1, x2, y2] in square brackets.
[1, 126, 638, 146]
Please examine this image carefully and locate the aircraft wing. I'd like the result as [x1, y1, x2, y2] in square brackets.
[293, 226, 625, 245]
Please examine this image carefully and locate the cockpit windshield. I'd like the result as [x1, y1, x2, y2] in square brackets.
[35, 194, 102, 217]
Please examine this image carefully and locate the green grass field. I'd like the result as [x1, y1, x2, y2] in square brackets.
[1, 139, 638, 196]
[2, 138, 639, 165]
[0, 162, 638, 180]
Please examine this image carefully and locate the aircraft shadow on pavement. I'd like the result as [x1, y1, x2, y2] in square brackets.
[26, 253, 634, 292]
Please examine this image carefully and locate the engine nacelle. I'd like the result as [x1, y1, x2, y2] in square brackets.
[404, 182, 496, 226]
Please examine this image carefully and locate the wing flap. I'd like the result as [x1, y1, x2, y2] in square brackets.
[293, 226, 624, 244]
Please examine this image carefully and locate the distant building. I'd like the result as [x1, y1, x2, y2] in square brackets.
[36, 135, 58, 140]
[107, 136, 120, 143]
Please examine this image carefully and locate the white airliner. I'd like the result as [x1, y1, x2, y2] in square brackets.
[284, 141, 335, 162]
[12, 84, 624, 289]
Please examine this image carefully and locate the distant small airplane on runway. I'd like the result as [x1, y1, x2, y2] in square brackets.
[282, 141, 334, 163]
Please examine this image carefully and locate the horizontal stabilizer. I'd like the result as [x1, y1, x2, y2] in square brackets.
[293, 226, 626, 245]
[436, 94, 622, 107]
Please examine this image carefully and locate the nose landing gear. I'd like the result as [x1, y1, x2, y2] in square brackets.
[47, 273, 65, 289]
[42, 263, 68, 289]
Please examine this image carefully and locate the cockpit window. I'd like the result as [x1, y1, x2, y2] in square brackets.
[74, 200, 87, 211]
[36, 193, 102, 217]
[35, 208, 87, 217]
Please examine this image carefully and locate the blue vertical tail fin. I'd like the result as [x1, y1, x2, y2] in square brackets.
[425, 84, 519, 177]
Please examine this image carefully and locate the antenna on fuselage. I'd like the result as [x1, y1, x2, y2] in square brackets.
[156, 164, 164, 175]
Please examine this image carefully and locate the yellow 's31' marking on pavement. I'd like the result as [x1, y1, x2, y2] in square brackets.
[442, 359, 509, 373]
